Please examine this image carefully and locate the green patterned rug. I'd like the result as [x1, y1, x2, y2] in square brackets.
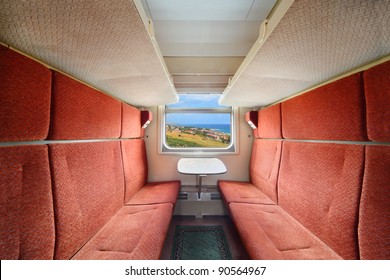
[171, 225, 232, 260]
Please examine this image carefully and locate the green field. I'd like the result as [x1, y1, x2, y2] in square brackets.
[166, 131, 229, 148]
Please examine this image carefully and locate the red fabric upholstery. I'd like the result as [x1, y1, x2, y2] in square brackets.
[121, 103, 142, 138]
[127, 181, 180, 206]
[0, 45, 51, 141]
[0, 145, 54, 259]
[249, 139, 281, 203]
[278, 141, 364, 259]
[218, 139, 281, 205]
[359, 146, 390, 259]
[363, 61, 390, 142]
[49, 142, 125, 259]
[121, 140, 180, 205]
[282, 73, 366, 141]
[258, 104, 282, 139]
[121, 140, 148, 203]
[229, 203, 342, 259]
[49, 72, 121, 140]
[218, 181, 275, 205]
[72, 203, 173, 260]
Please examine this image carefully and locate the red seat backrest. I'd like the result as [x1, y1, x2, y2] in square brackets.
[49, 72, 121, 140]
[0, 145, 54, 259]
[49, 141, 124, 259]
[0, 46, 51, 141]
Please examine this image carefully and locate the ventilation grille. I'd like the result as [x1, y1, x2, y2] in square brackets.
[177, 192, 221, 200]
[211, 192, 221, 200]
[178, 193, 188, 200]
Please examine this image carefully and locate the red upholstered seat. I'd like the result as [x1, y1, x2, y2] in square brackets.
[249, 139, 281, 203]
[282, 73, 366, 141]
[0, 45, 51, 141]
[121, 140, 180, 205]
[220, 62, 389, 260]
[50, 141, 177, 259]
[358, 146, 390, 259]
[49, 142, 125, 259]
[278, 141, 364, 259]
[218, 181, 274, 205]
[229, 203, 341, 260]
[258, 103, 282, 139]
[363, 60, 390, 142]
[129, 181, 181, 206]
[219, 139, 281, 205]
[0, 145, 54, 259]
[49, 71, 121, 140]
[219, 103, 282, 206]
[121, 139, 147, 202]
[72, 203, 173, 260]
[121, 103, 142, 138]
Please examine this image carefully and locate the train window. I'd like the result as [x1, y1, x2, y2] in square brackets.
[161, 94, 236, 153]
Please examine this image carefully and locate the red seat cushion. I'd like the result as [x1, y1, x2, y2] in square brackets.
[258, 103, 282, 139]
[218, 139, 280, 205]
[121, 140, 180, 205]
[249, 139, 282, 203]
[72, 203, 173, 260]
[278, 141, 364, 259]
[218, 181, 275, 205]
[0, 145, 54, 259]
[49, 142, 124, 259]
[0, 45, 51, 141]
[363, 60, 390, 142]
[126, 181, 180, 206]
[230, 203, 341, 259]
[121, 103, 142, 138]
[282, 73, 366, 141]
[49, 72, 121, 140]
[358, 146, 390, 259]
[121, 140, 148, 203]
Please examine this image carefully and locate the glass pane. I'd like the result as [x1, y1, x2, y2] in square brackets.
[165, 113, 231, 148]
[167, 94, 228, 109]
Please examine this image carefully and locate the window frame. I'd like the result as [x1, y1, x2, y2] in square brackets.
[158, 101, 238, 155]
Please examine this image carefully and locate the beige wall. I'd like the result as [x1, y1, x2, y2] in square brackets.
[144, 106, 254, 186]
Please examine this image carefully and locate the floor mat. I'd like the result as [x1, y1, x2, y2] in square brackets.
[170, 225, 232, 260]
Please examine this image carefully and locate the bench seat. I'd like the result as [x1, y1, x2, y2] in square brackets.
[229, 203, 342, 259]
[218, 181, 275, 205]
[72, 203, 173, 260]
[126, 181, 181, 206]
[218, 139, 281, 206]
[50, 141, 177, 260]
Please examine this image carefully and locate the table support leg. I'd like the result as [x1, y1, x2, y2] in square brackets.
[197, 174, 207, 199]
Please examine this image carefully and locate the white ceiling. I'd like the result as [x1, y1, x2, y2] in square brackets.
[0, 0, 178, 107]
[142, 0, 277, 93]
[145, 0, 275, 21]
[220, 0, 390, 107]
[1, 0, 389, 108]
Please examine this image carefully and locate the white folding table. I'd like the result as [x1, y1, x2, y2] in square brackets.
[177, 158, 227, 198]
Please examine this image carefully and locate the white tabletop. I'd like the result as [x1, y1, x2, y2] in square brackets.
[177, 158, 227, 175]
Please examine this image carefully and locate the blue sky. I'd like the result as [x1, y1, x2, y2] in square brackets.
[166, 113, 230, 125]
[167, 94, 228, 109]
[166, 94, 230, 125]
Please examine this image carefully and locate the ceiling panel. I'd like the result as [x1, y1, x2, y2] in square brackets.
[246, 0, 278, 21]
[0, 0, 178, 106]
[165, 57, 243, 74]
[155, 21, 260, 44]
[220, 0, 390, 107]
[144, 0, 278, 94]
[159, 42, 255, 57]
[146, 0, 255, 21]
